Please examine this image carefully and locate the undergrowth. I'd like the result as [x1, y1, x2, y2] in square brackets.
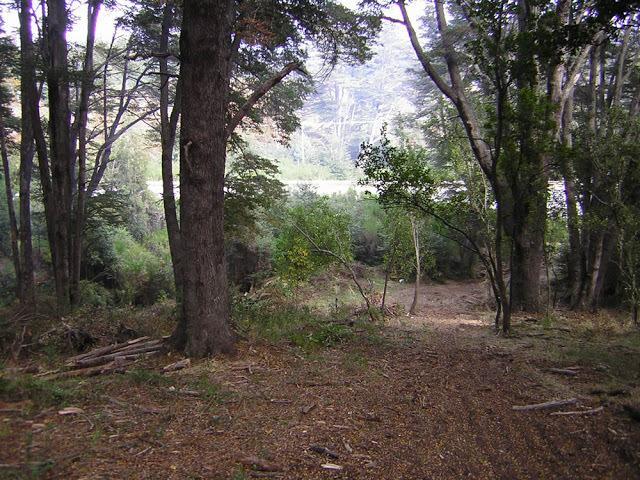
[233, 296, 378, 351]
[0, 375, 79, 410]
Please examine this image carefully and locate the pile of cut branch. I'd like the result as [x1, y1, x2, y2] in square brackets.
[42, 337, 164, 379]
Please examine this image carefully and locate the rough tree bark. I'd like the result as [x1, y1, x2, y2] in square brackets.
[46, 0, 73, 313]
[169, 0, 304, 354]
[172, 0, 236, 356]
[17, 0, 37, 305]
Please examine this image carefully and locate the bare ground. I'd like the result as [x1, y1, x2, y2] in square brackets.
[1, 279, 640, 479]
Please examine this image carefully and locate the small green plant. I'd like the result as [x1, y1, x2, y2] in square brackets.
[343, 351, 369, 370]
[189, 375, 226, 404]
[231, 469, 249, 480]
[0, 376, 77, 409]
[541, 313, 555, 329]
[125, 369, 171, 387]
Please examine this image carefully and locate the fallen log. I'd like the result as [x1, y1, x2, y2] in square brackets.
[66, 336, 150, 364]
[163, 358, 191, 372]
[73, 343, 163, 368]
[108, 339, 162, 356]
[512, 398, 578, 411]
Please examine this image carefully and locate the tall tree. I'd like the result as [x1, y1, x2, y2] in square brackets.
[173, 0, 378, 355]
[45, 0, 74, 312]
[175, 0, 236, 355]
[17, 0, 37, 305]
[0, 22, 20, 300]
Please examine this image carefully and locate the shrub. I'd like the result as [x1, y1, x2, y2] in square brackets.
[273, 198, 352, 284]
[78, 280, 113, 307]
[111, 228, 174, 305]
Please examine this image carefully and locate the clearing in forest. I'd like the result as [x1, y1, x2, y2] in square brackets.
[1, 279, 639, 479]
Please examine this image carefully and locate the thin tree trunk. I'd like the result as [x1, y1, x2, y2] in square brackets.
[22, 0, 55, 300]
[159, 0, 184, 297]
[171, 0, 236, 356]
[381, 241, 396, 314]
[70, 0, 101, 306]
[495, 197, 511, 334]
[0, 114, 22, 299]
[409, 216, 420, 316]
[560, 94, 583, 308]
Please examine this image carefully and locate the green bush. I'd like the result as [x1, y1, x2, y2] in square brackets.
[273, 198, 353, 284]
[233, 297, 353, 351]
[111, 228, 174, 305]
[78, 280, 113, 307]
[0, 375, 78, 409]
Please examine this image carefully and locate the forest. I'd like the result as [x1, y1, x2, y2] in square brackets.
[0, 0, 639, 478]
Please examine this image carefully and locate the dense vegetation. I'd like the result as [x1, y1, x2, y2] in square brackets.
[0, 0, 639, 355]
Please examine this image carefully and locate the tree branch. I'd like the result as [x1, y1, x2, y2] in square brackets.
[381, 15, 405, 25]
[226, 61, 305, 138]
[397, 0, 458, 102]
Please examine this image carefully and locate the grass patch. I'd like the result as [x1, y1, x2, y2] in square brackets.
[234, 299, 357, 351]
[124, 368, 172, 387]
[546, 329, 640, 384]
[0, 375, 78, 410]
[541, 313, 555, 330]
[343, 351, 369, 371]
[188, 375, 228, 404]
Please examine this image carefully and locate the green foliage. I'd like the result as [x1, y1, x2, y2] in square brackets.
[273, 198, 352, 284]
[225, 152, 285, 237]
[125, 368, 171, 387]
[0, 376, 77, 409]
[234, 297, 353, 351]
[357, 127, 437, 213]
[110, 228, 174, 305]
[380, 210, 435, 281]
[103, 135, 164, 240]
[78, 280, 112, 307]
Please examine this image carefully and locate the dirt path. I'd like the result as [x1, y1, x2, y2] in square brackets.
[2, 280, 639, 479]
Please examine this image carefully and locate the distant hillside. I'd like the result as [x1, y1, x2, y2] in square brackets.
[247, 23, 420, 180]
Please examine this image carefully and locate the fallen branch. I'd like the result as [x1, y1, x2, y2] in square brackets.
[163, 358, 191, 372]
[550, 406, 604, 416]
[45, 360, 134, 379]
[548, 368, 579, 376]
[512, 398, 578, 411]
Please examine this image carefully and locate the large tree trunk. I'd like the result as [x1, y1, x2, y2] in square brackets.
[509, 200, 545, 312]
[46, 0, 73, 313]
[159, 0, 184, 298]
[171, 0, 235, 356]
[17, 0, 37, 305]
[0, 114, 22, 299]
[508, 0, 547, 313]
